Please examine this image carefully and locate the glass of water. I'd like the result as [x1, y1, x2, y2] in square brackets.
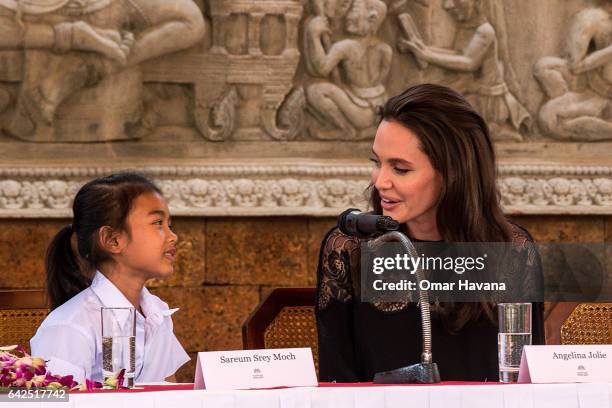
[101, 307, 136, 388]
[497, 303, 531, 382]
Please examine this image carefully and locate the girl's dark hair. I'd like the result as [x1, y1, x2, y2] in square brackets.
[371, 84, 511, 328]
[45, 172, 162, 310]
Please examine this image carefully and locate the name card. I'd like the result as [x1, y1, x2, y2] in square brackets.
[193, 348, 318, 390]
[518, 345, 612, 383]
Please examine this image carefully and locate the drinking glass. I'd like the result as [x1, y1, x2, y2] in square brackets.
[101, 307, 136, 388]
[497, 303, 531, 382]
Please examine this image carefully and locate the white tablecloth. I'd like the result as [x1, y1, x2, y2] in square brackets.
[2, 383, 611, 408]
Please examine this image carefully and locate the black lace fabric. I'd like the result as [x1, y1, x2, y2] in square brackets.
[315, 223, 546, 382]
[316, 228, 360, 311]
[317, 222, 543, 312]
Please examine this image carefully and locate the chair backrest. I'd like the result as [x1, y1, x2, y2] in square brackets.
[242, 288, 318, 371]
[560, 303, 612, 344]
[0, 290, 49, 353]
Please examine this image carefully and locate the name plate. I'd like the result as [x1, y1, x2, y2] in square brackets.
[193, 348, 318, 390]
[518, 345, 612, 383]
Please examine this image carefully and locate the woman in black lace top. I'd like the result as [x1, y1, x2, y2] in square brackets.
[315, 84, 544, 382]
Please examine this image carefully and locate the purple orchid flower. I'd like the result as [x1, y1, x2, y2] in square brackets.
[103, 368, 126, 389]
[0, 344, 103, 391]
[71, 377, 103, 391]
[57, 374, 78, 388]
[14, 356, 46, 375]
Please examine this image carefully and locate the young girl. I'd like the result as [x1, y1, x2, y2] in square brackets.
[30, 173, 189, 383]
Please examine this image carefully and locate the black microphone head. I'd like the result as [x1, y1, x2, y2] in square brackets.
[338, 208, 399, 238]
[338, 208, 360, 236]
[376, 216, 400, 232]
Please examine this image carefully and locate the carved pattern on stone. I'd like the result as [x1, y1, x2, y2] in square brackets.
[205, 0, 303, 141]
[1, 165, 611, 216]
[196, 86, 239, 141]
[397, 0, 530, 142]
[262, 86, 306, 141]
[303, 0, 392, 140]
[0, 0, 206, 142]
[533, 8, 612, 142]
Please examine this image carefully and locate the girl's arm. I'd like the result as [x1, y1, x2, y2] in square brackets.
[30, 324, 95, 384]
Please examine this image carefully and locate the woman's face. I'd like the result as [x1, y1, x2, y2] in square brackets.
[370, 120, 443, 231]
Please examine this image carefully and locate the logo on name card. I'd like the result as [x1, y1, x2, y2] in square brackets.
[252, 368, 263, 379]
[577, 365, 588, 377]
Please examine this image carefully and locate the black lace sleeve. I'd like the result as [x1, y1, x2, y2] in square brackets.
[315, 227, 361, 382]
[508, 222, 545, 345]
[316, 227, 360, 311]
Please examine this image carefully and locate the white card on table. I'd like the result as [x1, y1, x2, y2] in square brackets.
[193, 348, 317, 390]
[518, 345, 612, 383]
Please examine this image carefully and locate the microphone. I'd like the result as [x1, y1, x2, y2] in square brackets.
[338, 208, 399, 238]
[339, 208, 441, 383]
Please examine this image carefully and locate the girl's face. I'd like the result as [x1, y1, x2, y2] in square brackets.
[370, 120, 442, 234]
[117, 192, 178, 280]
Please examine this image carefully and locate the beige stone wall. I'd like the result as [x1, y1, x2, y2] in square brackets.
[0, 1, 611, 220]
[1, 215, 611, 381]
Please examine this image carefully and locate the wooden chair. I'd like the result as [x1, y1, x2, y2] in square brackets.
[560, 303, 612, 344]
[544, 301, 580, 344]
[242, 288, 318, 372]
[0, 290, 49, 353]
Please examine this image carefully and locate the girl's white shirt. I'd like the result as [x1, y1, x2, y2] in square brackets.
[30, 271, 190, 383]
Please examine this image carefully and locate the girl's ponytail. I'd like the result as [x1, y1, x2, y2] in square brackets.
[45, 224, 91, 310]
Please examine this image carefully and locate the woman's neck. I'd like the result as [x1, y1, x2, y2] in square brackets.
[99, 265, 146, 309]
[406, 219, 442, 241]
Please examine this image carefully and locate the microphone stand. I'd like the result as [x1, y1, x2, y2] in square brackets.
[368, 231, 441, 384]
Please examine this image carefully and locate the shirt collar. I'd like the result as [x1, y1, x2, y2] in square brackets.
[90, 271, 135, 309]
[90, 271, 174, 319]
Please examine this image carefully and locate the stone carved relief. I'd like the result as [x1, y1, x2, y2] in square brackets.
[1, 165, 612, 216]
[0, 0, 610, 150]
[196, 86, 239, 141]
[304, 0, 392, 140]
[204, 0, 304, 142]
[0, 0, 205, 142]
[534, 8, 612, 142]
[498, 176, 612, 209]
[262, 86, 305, 141]
[397, 0, 530, 141]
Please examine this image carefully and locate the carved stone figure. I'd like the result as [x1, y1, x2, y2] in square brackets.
[202, 0, 304, 142]
[0, 0, 205, 142]
[304, 0, 392, 140]
[534, 8, 612, 142]
[398, 0, 530, 141]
